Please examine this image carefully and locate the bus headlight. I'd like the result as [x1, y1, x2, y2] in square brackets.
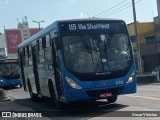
[127, 71, 135, 83]
[65, 77, 82, 89]
[0, 80, 4, 82]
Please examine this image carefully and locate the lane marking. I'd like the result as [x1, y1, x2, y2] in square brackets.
[125, 95, 160, 101]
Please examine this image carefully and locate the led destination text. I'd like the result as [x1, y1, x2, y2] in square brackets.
[68, 23, 110, 31]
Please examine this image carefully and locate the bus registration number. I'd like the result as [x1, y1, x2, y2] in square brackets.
[100, 92, 112, 98]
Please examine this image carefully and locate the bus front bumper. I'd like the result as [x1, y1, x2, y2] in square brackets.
[0, 79, 21, 87]
[63, 82, 136, 103]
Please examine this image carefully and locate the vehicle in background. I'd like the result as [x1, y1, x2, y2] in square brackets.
[18, 18, 137, 109]
[0, 58, 21, 88]
[151, 66, 160, 81]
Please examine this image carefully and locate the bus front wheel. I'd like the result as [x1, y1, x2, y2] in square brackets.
[19, 84, 22, 88]
[107, 96, 117, 103]
[156, 73, 160, 82]
[48, 81, 65, 109]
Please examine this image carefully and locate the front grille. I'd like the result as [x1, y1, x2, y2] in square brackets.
[86, 87, 123, 98]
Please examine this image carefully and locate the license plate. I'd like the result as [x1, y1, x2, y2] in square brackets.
[100, 92, 112, 98]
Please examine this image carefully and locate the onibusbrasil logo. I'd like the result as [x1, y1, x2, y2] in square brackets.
[1, 112, 42, 118]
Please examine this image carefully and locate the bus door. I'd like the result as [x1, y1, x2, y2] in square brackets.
[19, 51, 26, 90]
[52, 39, 63, 98]
[32, 45, 41, 96]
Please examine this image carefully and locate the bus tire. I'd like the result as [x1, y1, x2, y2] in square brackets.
[107, 96, 117, 103]
[156, 73, 160, 82]
[19, 84, 22, 88]
[48, 80, 65, 109]
[27, 81, 38, 102]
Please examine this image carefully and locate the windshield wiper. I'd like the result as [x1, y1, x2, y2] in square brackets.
[89, 39, 94, 64]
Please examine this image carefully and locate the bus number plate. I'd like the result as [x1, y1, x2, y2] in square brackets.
[100, 92, 112, 98]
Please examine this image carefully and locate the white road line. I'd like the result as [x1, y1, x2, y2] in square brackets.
[125, 95, 160, 101]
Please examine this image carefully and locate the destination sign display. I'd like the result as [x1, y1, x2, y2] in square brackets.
[0, 59, 18, 63]
[61, 21, 126, 32]
[68, 23, 110, 31]
[5, 60, 18, 63]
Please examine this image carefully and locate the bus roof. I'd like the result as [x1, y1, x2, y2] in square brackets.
[18, 21, 59, 49]
[58, 18, 123, 22]
[18, 18, 124, 49]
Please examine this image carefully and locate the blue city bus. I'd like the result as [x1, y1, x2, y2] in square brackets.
[0, 58, 21, 87]
[18, 18, 136, 108]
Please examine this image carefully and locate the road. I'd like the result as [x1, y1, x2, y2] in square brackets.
[1, 83, 160, 120]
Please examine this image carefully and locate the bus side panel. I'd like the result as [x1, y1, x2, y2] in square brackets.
[37, 63, 50, 97]
[24, 66, 37, 94]
[38, 63, 54, 97]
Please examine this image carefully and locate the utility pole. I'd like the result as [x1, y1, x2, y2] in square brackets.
[132, 0, 143, 74]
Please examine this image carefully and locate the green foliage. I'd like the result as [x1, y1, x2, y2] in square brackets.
[0, 88, 4, 92]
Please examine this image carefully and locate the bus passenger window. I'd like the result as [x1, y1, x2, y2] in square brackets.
[42, 36, 46, 49]
[45, 34, 51, 61]
[46, 35, 50, 47]
[28, 45, 33, 66]
[25, 47, 29, 66]
[39, 38, 45, 63]
[23, 48, 26, 66]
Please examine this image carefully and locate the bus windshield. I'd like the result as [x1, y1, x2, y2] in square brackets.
[62, 33, 132, 74]
[0, 63, 20, 79]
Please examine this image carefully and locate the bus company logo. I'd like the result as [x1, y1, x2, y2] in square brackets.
[2, 112, 11, 117]
[1, 112, 42, 118]
[9, 34, 19, 44]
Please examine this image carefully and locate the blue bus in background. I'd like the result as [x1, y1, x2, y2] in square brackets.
[18, 18, 137, 109]
[0, 58, 21, 87]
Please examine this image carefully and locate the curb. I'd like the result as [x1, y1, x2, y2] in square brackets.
[137, 75, 159, 85]
[0, 97, 11, 102]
